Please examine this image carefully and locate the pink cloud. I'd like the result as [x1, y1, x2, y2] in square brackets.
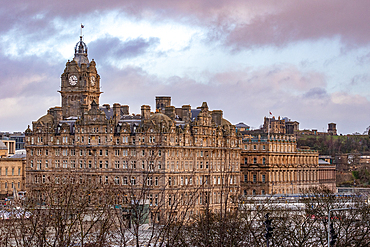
[3, 1, 370, 49]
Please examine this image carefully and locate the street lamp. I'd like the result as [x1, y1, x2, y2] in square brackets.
[328, 208, 354, 247]
[264, 213, 273, 247]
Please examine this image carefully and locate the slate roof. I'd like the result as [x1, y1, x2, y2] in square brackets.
[9, 153, 26, 159]
[236, 122, 250, 128]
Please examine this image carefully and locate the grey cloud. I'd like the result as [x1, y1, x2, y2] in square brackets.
[0, 55, 62, 99]
[350, 74, 370, 86]
[89, 36, 160, 64]
[303, 88, 328, 99]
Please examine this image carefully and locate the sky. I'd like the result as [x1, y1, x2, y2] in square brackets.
[1, 1, 370, 134]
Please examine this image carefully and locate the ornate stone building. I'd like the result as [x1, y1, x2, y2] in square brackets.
[241, 134, 336, 196]
[25, 36, 241, 216]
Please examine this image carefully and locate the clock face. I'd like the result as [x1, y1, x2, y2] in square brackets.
[90, 76, 96, 86]
[69, 75, 78, 86]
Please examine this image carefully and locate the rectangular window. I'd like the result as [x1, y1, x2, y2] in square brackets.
[63, 160, 68, 168]
[262, 174, 266, 183]
[244, 175, 248, 182]
[99, 160, 103, 169]
[253, 158, 257, 164]
[115, 160, 120, 169]
[253, 174, 257, 183]
[45, 160, 48, 168]
[244, 158, 248, 165]
[18, 168, 21, 175]
[105, 161, 109, 169]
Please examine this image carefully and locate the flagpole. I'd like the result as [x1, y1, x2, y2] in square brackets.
[268, 111, 272, 139]
[80, 23, 84, 37]
[268, 112, 270, 138]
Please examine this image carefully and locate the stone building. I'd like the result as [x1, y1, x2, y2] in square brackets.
[25, 35, 241, 216]
[327, 123, 337, 135]
[263, 116, 300, 135]
[240, 134, 336, 195]
[0, 140, 26, 198]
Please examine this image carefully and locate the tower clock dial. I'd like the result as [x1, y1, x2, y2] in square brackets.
[90, 76, 96, 86]
[69, 75, 78, 86]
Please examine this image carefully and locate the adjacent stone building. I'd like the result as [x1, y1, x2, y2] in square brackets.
[240, 134, 336, 195]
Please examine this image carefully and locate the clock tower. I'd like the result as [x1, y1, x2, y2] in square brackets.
[59, 35, 101, 119]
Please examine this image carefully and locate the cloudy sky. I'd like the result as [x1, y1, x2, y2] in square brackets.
[1, 1, 370, 134]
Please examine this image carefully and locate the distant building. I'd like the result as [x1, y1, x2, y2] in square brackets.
[0, 140, 26, 198]
[240, 134, 336, 196]
[328, 123, 337, 135]
[263, 116, 286, 134]
[296, 123, 338, 137]
[262, 116, 300, 135]
[235, 122, 250, 132]
[0, 132, 25, 150]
